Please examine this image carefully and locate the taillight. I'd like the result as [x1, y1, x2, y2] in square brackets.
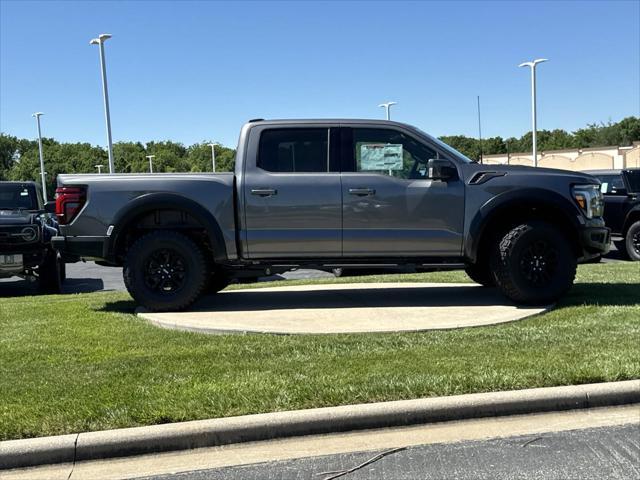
[55, 186, 87, 225]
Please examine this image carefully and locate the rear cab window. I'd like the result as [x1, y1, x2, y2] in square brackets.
[258, 128, 330, 173]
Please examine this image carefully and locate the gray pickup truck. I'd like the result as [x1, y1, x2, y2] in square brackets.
[53, 119, 610, 311]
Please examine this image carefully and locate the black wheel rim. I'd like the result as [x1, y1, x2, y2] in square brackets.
[633, 231, 640, 256]
[519, 239, 559, 287]
[143, 248, 187, 295]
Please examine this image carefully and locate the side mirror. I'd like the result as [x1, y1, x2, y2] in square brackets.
[44, 201, 56, 214]
[428, 159, 457, 181]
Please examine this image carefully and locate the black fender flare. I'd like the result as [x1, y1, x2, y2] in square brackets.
[623, 204, 640, 234]
[106, 193, 228, 263]
[465, 188, 582, 262]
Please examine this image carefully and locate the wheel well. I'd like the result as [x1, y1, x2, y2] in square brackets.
[113, 209, 215, 264]
[475, 202, 581, 264]
[623, 211, 640, 237]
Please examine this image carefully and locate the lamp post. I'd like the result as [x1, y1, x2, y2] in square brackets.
[378, 101, 397, 120]
[207, 143, 217, 172]
[518, 58, 548, 167]
[95, 164, 104, 174]
[146, 155, 155, 173]
[90, 33, 115, 174]
[32, 112, 47, 201]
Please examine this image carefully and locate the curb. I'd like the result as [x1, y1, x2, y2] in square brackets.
[2, 380, 639, 470]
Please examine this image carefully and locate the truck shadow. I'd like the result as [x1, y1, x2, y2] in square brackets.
[188, 282, 640, 312]
[97, 282, 639, 314]
[0, 277, 105, 297]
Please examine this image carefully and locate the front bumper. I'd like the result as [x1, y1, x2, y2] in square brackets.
[579, 225, 611, 259]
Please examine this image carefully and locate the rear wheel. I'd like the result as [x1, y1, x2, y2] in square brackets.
[624, 221, 640, 261]
[493, 221, 576, 305]
[38, 251, 64, 294]
[123, 231, 208, 312]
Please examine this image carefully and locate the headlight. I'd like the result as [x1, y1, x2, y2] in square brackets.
[572, 184, 604, 218]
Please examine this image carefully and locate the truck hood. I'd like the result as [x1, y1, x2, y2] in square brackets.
[462, 163, 599, 184]
[0, 210, 37, 226]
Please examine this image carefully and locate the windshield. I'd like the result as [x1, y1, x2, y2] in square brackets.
[0, 184, 38, 210]
[411, 127, 476, 164]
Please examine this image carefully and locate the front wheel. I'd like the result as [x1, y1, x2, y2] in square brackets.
[123, 231, 208, 312]
[624, 221, 640, 261]
[493, 222, 576, 305]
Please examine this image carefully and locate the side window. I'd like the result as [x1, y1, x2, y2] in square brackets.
[599, 175, 626, 195]
[352, 128, 442, 179]
[258, 128, 329, 173]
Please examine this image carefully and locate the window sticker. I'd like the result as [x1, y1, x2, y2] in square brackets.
[360, 144, 403, 171]
[600, 183, 608, 193]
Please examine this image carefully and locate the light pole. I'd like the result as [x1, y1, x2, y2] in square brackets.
[95, 164, 104, 174]
[146, 155, 155, 173]
[477, 96, 483, 164]
[207, 143, 217, 172]
[90, 33, 115, 174]
[378, 101, 397, 120]
[519, 58, 548, 167]
[32, 112, 47, 201]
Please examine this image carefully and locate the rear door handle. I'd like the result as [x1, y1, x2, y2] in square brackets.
[251, 188, 278, 197]
[348, 188, 375, 196]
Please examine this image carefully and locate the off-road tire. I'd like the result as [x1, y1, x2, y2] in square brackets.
[38, 251, 64, 294]
[123, 231, 208, 312]
[493, 221, 576, 305]
[465, 262, 495, 287]
[624, 221, 640, 261]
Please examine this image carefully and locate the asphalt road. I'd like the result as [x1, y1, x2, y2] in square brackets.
[140, 424, 640, 480]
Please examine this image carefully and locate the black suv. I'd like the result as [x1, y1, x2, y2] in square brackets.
[585, 169, 640, 261]
[0, 181, 65, 292]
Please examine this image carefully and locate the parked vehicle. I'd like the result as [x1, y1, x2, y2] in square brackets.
[0, 181, 65, 292]
[53, 119, 610, 311]
[585, 169, 640, 261]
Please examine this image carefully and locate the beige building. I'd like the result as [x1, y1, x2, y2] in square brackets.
[482, 141, 640, 171]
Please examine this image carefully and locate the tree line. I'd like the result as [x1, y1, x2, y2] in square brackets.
[441, 116, 640, 161]
[1, 116, 638, 195]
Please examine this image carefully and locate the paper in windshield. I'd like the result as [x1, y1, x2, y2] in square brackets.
[360, 144, 403, 171]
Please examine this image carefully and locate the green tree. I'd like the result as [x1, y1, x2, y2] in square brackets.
[0, 134, 19, 180]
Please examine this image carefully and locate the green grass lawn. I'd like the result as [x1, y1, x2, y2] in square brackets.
[1, 263, 639, 441]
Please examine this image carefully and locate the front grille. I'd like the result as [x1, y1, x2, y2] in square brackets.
[0, 226, 40, 245]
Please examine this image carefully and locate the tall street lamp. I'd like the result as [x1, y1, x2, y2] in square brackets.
[378, 101, 397, 120]
[208, 143, 217, 172]
[90, 33, 115, 174]
[519, 58, 548, 167]
[32, 112, 47, 201]
[95, 164, 104, 174]
[146, 155, 155, 173]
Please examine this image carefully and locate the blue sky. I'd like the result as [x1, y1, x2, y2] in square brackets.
[1, 0, 639, 148]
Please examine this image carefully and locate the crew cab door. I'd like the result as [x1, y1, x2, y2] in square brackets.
[241, 125, 342, 258]
[340, 126, 465, 256]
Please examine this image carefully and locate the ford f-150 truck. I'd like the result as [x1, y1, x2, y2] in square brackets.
[52, 119, 610, 311]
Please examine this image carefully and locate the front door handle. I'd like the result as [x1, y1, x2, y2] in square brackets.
[349, 188, 376, 196]
[251, 188, 278, 197]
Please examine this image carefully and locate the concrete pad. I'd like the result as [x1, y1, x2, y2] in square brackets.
[138, 282, 549, 334]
